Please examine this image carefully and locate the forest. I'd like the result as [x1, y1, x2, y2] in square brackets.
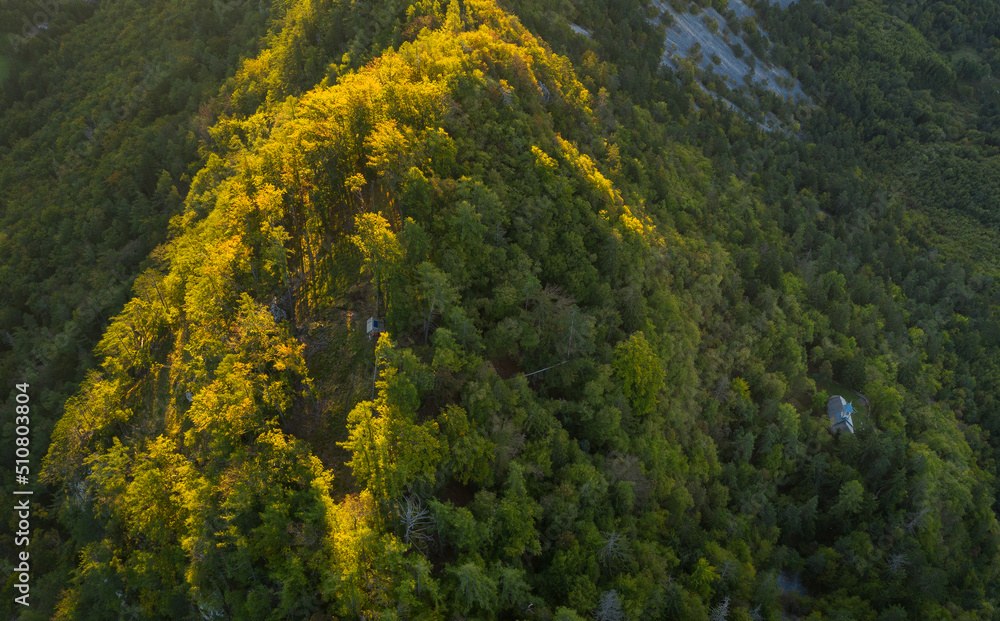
[1, 0, 999, 618]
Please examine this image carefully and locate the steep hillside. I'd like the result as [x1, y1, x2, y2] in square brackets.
[3, 0, 1000, 619]
[0, 0, 278, 499]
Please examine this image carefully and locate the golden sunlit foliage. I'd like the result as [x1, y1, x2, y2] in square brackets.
[7, 0, 1000, 617]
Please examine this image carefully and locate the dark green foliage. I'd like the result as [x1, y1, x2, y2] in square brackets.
[1, 0, 999, 617]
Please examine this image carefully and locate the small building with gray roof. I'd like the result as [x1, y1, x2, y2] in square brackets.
[827, 395, 855, 434]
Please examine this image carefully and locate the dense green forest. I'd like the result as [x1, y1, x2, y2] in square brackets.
[2, 0, 999, 618]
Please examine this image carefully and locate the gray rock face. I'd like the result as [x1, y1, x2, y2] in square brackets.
[651, 0, 811, 127]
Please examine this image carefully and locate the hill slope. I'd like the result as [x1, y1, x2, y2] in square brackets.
[2, 0, 1000, 619]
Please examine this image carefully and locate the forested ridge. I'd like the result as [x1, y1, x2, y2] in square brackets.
[1, 0, 999, 619]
